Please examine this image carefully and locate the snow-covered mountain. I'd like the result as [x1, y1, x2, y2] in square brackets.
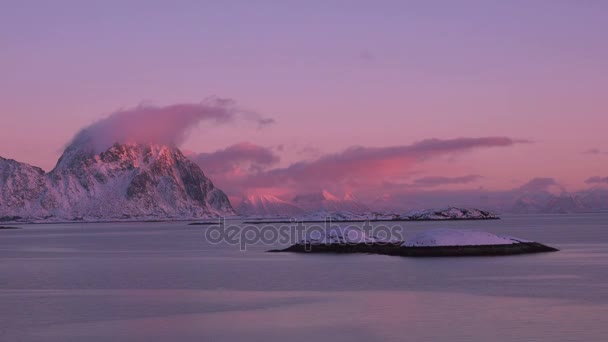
[579, 188, 608, 212]
[511, 192, 554, 214]
[234, 190, 372, 218]
[0, 142, 235, 222]
[237, 194, 304, 217]
[0, 156, 48, 219]
[292, 190, 370, 213]
[254, 207, 498, 222]
[544, 194, 587, 213]
[236, 191, 370, 218]
[510, 190, 607, 214]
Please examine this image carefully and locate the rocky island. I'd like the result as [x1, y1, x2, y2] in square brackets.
[245, 207, 499, 224]
[270, 228, 558, 257]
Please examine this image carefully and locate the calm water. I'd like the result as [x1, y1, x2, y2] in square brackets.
[1, 214, 607, 341]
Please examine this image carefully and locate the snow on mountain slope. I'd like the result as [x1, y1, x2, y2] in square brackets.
[277, 207, 497, 222]
[237, 194, 304, 217]
[0, 142, 235, 221]
[403, 207, 498, 220]
[510, 190, 605, 214]
[544, 194, 587, 213]
[292, 190, 370, 213]
[579, 188, 608, 212]
[0, 157, 49, 219]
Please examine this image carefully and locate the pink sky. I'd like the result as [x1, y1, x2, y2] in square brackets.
[1, 1, 607, 199]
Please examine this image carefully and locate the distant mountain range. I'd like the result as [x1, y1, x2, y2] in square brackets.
[0, 141, 235, 222]
[237, 190, 370, 218]
[236, 187, 608, 219]
[245, 207, 499, 222]
[237, 194, 304, 217]
[511, 189, 608, 214]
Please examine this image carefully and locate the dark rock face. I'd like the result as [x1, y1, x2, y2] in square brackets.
[271, 242, 559, 257]
[0, 143, 235, 221]
[126, 171, 154, 200]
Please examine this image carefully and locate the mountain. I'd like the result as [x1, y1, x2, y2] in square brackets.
[371, 193, 426, 212]
[510, 189, 608, 214]
[579, 188, 608, 212]
[0, 142, 234, 221]
[510, 192, 553, 214]
[292, 190, 370, 213]
[237, 194, 304, 217]
[234, 190, 371, 218]
[544, 194, 587, 213]
[265, 207, 498, 222]
[0, 157, 49, 219]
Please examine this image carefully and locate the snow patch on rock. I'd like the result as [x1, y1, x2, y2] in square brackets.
[403, 228, 528, 247]
[403, 207, 498, 220]
[302, 225, 393, 244]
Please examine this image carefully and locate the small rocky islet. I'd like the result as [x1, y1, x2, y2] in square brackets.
[269, 228, 558, 257]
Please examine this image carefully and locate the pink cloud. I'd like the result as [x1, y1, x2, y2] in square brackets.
[246, 137, 528, 187]
[411, 174, 483, 187]
[585, 176, 608, 184]
[191, 142, 280, 174]
[189, 142, 280, 196]
[518, 177, 563, 192]
[583, 148, 608, 155]
[70, 98, 273, 153]
[194, 136, 530, 197]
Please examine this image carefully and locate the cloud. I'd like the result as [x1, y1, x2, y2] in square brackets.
[358, 50, 375, 62]
[411, 174, 483, 187]
[257, 118, 275, 127]
[585, 176, 608, 184]
[191, 142, 280, 175]
[207, 136, 529, 195]
[583, 148, 608, 155]
[189, 142, 281, 195]
[69, 98, 273, 153]
[518, 177, 560, 192]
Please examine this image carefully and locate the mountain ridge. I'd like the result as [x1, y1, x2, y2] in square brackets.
[0, 142, 235, 221]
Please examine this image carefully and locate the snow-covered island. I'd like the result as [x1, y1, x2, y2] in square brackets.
[245, 207, 499, 223]
[403, 228, 528, 247]
[270, 227, 558, 257]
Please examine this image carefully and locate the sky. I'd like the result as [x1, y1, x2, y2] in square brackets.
[1, 0, 607, 202]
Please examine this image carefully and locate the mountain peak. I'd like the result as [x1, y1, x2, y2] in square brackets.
[237, 193, 303, 217]
[1, 142, 234, 221]
[343, 192, 357, 201]
[321, 189, 339, 201]
[291, 190, 370, 213]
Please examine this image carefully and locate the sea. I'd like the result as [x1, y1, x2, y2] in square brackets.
[1, 213, 607, 341]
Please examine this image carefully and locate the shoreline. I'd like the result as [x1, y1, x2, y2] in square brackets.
[243, 217, 500, 224]
[2, 211, 607, 226]
[0, 216, 500, 226]
[270, 241, 559, 257]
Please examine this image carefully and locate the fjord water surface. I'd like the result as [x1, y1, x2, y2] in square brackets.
[1, 214, 607, 341]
